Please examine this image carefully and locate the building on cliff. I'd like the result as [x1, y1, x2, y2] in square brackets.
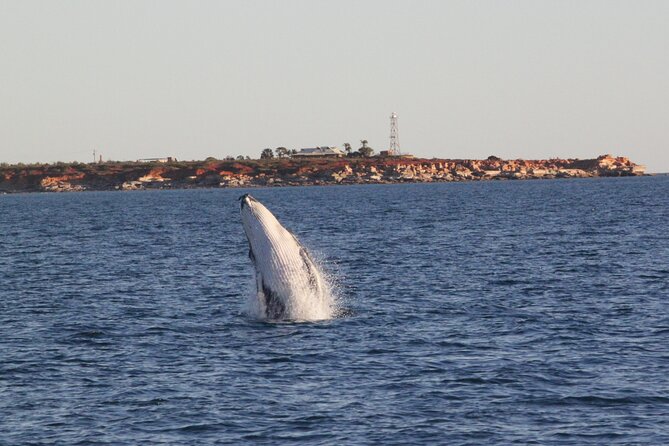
[293, 147, 345, 158]
[137, 157, 177, 163]
[378, 150, 415, 158]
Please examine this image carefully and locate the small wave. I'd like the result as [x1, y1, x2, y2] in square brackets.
[134, 398, 168, 407]
[172, 423, 221, 433]
[62, 330, 114, 346]
[71, 330, 105, 338]
[528, 395, 669, 407]
[365, 348, 398, 355]
[561, 395, 669, 405]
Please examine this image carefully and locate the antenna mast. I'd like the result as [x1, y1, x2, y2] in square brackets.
[389, 112, 400, 156]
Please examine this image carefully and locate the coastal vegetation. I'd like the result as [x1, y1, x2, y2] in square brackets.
[0, 154, 646, 193]
[256, 140, 375, 160]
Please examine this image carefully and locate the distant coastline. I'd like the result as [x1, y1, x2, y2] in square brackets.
[0, 154, 646, 193]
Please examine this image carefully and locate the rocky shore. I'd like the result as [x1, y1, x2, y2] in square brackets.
[0, 154, 646, 193]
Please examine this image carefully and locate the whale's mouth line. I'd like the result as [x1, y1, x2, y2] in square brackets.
[240, 195, 262, 222]
[239, 193, 259, 209]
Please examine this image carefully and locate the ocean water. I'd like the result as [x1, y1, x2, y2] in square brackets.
[1, 177, 668, 445]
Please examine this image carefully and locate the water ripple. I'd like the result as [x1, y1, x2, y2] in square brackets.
[1, 178, 669, 444]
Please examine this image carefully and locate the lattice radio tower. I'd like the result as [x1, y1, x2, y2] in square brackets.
[389, 112, 400, 156]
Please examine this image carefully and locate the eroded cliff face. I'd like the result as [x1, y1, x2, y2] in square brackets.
[40, 173, 86, 192]
[0, 154, 646, 193]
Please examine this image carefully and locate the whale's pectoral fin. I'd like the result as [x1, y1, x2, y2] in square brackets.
[299, 247, 322, 292]
[299, 247, 315, 274]
[254, 269, 286, 319]
[261, 281, 286, 319]
[255, 270, 263, 295]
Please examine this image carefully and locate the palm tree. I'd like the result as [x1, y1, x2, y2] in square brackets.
[343, 143, 352, 155]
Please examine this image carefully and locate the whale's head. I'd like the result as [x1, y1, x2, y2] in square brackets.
[239, 194, 293, 254]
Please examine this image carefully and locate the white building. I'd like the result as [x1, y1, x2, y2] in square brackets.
[137, 157, 177, 163]
[292, 147, 345, 158]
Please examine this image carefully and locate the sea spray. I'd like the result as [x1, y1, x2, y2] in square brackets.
[243, 250, 340, 322]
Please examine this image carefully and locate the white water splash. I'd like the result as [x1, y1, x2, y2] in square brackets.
[243, 252, 340, 322]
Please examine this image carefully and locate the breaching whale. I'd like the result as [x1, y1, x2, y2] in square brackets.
[240, 194, 332, 320]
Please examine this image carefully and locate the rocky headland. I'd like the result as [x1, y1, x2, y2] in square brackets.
[0, 154, 646, 193]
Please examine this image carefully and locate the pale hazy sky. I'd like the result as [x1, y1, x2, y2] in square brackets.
[1, 0, 667, 171]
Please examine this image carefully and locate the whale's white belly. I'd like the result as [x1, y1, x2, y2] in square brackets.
[240, 195, 332, 320]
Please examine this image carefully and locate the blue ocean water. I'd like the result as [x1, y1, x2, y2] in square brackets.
[1, 176, 668, 445]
